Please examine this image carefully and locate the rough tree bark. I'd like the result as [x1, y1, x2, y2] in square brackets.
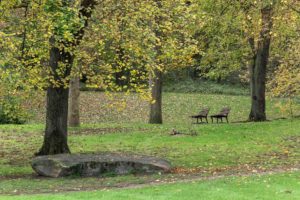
[36, 45, 72, 155]
[68, 76, 80, 127]
[248, 6, 273, 121]
[149, 0, 163, 124]
[36, 0, 97, 155]
[149, 70, 163, 124]
[248, 37, 257, 120]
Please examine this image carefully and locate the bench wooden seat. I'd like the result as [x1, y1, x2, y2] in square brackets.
[210, 107, 230, 123]
[190, 108, 209, 123]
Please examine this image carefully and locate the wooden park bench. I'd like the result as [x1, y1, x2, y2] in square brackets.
[210, 107, 230, 123]
[190, 108, 209, 124]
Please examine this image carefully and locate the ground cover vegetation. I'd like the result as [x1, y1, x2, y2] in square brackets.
[1, 117, 299, 195]
[1, 171, 300, 200]
[0, 0, 299, 199]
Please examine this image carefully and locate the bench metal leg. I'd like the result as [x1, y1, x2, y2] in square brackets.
[205, 117, 208, 123]
[226, 117, 228, 123]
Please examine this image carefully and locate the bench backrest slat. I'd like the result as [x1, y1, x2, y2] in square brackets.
[199, 108, 209, 116]
[220, 107, 230, 116]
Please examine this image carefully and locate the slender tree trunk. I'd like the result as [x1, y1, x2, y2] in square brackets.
[248, 6, 273, 122]
[36, 46, 72, 155]
[149, 69, 163, 124]
[149, 0, 163, 124]
[68, 76, 80, 127]
[248, 36, 257, 120]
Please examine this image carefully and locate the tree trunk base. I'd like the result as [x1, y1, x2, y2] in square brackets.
[248, 111, 267, 122]
[37, 87, 71, 156]
[149, 69, 163, 124]
[149, 118, 163, 124]
[36, 136, 71, 156]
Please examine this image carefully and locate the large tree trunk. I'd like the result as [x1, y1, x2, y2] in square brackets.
[68, 76, 80, 127]
[38, 87, 70, 155]
[36, 46, 72, 155]
[248, 6, 273, 122]
[149, 69, 163, 124]
[36, 0, 96, 155]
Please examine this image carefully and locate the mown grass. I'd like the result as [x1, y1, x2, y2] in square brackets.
[1, 171, 299, 200]
[1, 90, 299, 197]
[0, 173, 161, 195]
[1, 119, 299, 177]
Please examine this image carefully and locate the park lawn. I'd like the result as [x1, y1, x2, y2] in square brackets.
[1, 119, 300, 177]
[0, 118, 299, 195]
[1, 171, 299, 200]
[1, 92, 299, 195]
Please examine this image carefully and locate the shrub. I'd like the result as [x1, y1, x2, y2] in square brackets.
[0, 96, 28, 124]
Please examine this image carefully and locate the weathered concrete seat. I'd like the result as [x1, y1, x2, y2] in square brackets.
[31, 153, 171, 178]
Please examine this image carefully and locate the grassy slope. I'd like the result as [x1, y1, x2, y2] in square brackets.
[29, 92, 300, 124]
[1, 171, 299, 200]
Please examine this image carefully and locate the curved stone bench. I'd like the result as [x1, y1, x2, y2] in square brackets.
[31, 153, 171, 178]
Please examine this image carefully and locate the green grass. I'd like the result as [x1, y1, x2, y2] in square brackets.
[1, 91, 299, 197]
[1, 119, 300, 177]
[0, 173, 160, 195]
[1, 118, 299, 196]
[1, 171, 299, 200]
